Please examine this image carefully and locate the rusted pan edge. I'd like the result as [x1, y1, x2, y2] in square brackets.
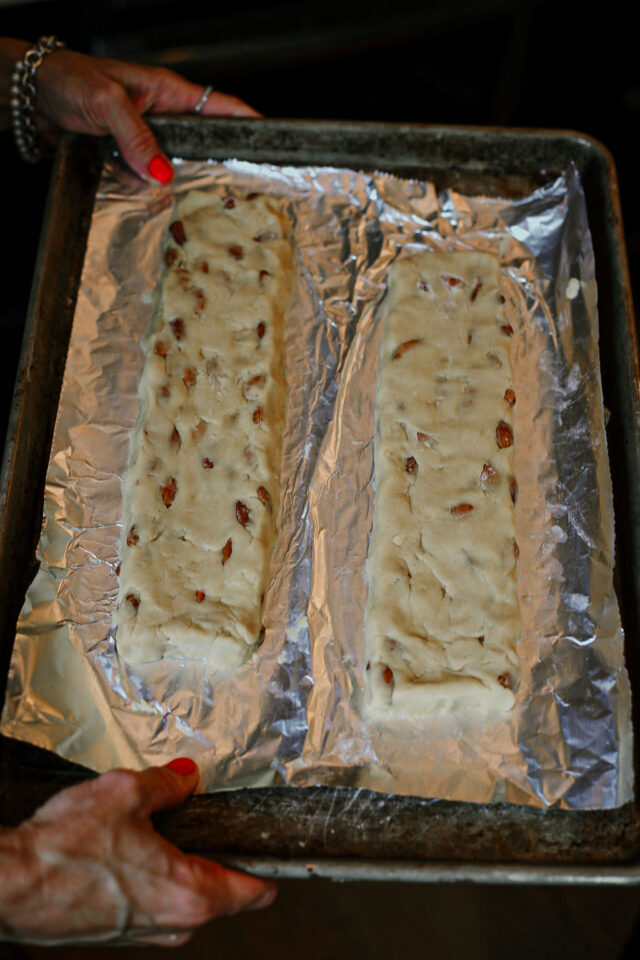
[0, 134, 103, 704]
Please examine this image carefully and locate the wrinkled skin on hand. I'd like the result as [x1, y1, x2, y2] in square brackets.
[32, 47, 259, 180]
[0, 763, 276, 947]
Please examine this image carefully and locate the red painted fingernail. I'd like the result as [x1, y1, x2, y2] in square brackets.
[148, 154, 173, 184]
[166, 757, 197, 776]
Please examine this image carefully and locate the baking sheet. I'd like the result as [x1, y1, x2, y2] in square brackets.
[0, 155, 633, 810]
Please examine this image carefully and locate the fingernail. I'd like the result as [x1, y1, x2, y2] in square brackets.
[148, 154, 173, 184]
[253, 884, 278, 909]
[166, 757, 197, 776]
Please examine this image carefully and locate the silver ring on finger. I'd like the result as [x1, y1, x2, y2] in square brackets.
[194, 85, 214, 114]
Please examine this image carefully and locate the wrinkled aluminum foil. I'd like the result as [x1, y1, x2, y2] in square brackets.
[1, 157, 633, 808]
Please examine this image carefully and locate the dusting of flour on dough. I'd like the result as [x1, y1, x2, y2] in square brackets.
[115, 190, 293, 666]
[365, 251, 520, 715]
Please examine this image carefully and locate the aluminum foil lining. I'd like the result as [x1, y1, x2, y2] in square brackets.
[1, 157, 633, 809]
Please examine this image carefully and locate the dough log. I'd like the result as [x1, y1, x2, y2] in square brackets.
[115, 190, 292, 667]
[366, 251, 520, 714]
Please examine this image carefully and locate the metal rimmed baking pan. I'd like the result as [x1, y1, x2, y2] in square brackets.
[1, 119, 639, 882]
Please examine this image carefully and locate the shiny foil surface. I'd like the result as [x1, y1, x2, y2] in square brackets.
[1, 157, 633, 808]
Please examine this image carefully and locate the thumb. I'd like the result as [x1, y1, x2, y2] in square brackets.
[105, 86, 173, 183]
[132, 758, 200, 817]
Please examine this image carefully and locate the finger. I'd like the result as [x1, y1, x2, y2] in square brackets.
[132, 855, 277, 932]
[180, 855, 278, 918]
[104, 86, 173, 182]
[65, 763, 198, 819]
[104, 62, 260, 118]
[201, 89, 261, 118]
[144, 759, 201, 815]
[89, 763, 197, 819]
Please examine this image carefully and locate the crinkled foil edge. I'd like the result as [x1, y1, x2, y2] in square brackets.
[1, 158, 632, 808]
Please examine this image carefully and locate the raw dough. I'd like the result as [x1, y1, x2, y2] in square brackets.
[115, 190, 293, 666]
[365, 250, 520, 714]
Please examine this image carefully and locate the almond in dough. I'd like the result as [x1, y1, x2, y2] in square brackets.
[114, 190, 293, 667]
[365, 251, 520, 714]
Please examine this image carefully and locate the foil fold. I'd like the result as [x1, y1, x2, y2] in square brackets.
[1, 157, 633, 809]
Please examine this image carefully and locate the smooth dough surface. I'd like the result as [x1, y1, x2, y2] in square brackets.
[365, 250, 520, 714]
[115, 190, 292, 666]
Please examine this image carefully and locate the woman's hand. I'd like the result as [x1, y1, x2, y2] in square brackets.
[0, 760, 275, 946]
[2, 39, 258, 181]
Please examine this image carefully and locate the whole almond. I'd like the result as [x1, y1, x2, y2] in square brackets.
[496, 421, 514, 448]
[236, 501, 251, 527]
[170, 220, 187, 246]
[257, 486, 272, 511]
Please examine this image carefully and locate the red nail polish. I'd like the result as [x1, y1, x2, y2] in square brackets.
[166, 757, 197, 776]
[148, 154, 173, 184]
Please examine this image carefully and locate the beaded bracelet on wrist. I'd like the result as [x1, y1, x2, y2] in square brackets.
[10, 35, 65, 164]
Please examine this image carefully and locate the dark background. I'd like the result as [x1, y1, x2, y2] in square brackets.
[1, 1, 639, 957]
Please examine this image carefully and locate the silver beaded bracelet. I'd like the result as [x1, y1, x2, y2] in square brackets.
[10, 35, 66, 164]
